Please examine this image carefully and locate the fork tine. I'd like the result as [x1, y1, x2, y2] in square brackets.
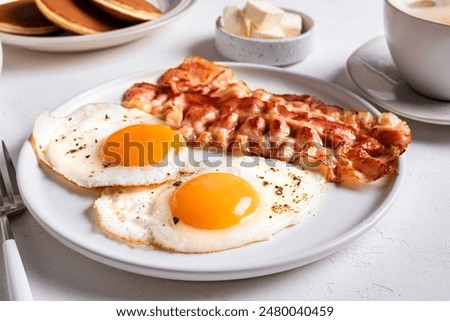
[0, 163, 9, 207]
[2, 141, 20, 198]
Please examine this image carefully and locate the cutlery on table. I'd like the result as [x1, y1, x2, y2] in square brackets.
[0, 141, 33, 300]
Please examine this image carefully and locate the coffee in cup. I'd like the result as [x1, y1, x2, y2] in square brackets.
[390, 0, 450, 25]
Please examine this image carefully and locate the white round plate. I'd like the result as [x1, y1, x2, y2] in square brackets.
[0, 38, 3, 75]
[347, 36, 450, 125]
[17, 63, 405, 281]
[0, 0, 197, 52]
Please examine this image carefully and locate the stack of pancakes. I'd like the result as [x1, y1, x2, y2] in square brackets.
[0, 0, 162, 36]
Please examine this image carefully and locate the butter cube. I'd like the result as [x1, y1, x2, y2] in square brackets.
[222, 6, 251, 37]
[244, 0, 285, 29]
[250, 25, 285, 39]
[280, 12, 302, 37]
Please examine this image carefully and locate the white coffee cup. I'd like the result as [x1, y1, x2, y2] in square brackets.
[384, 0, 450, 101]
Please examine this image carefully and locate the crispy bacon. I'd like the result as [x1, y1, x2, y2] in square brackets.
[122, 56, 412, 185]
[122, 82, 173, 116]
[159, 56, 235, 95]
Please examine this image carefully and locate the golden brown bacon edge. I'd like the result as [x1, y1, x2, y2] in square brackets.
[122, 56, 412, 186]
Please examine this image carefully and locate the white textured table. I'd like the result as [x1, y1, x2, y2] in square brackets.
[1, 0, 449, 300]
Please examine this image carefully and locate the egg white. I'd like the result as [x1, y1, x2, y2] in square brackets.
[94, 156, 327, 253]
[32, 103, 191, 188]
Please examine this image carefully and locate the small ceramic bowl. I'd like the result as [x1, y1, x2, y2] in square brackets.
[215, 9, 315, 67]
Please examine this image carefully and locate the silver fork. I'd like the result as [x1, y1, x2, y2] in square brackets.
[0, 141, 33, 300]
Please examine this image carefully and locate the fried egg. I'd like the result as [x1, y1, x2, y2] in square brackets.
[94, 156, 326, 253]
[32, 103, 190, 188]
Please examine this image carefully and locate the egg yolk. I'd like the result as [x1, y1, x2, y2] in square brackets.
[101, 124, 182, 166]
[170, 173, 259, 229]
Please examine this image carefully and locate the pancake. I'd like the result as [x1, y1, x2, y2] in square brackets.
[35, 0, 120, 35]
[90, 0, 162, 22]
[0, 0, 58, 35]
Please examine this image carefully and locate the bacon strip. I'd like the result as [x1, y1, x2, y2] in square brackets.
[122, 56, 412, 185]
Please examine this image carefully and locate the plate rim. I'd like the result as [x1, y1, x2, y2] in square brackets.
[346, 35, 450, 126]
[0, 0, 198, 52]
[17, 62, 406, 280]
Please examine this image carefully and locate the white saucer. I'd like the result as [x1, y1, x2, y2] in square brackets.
[346, 36, 450, 125]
